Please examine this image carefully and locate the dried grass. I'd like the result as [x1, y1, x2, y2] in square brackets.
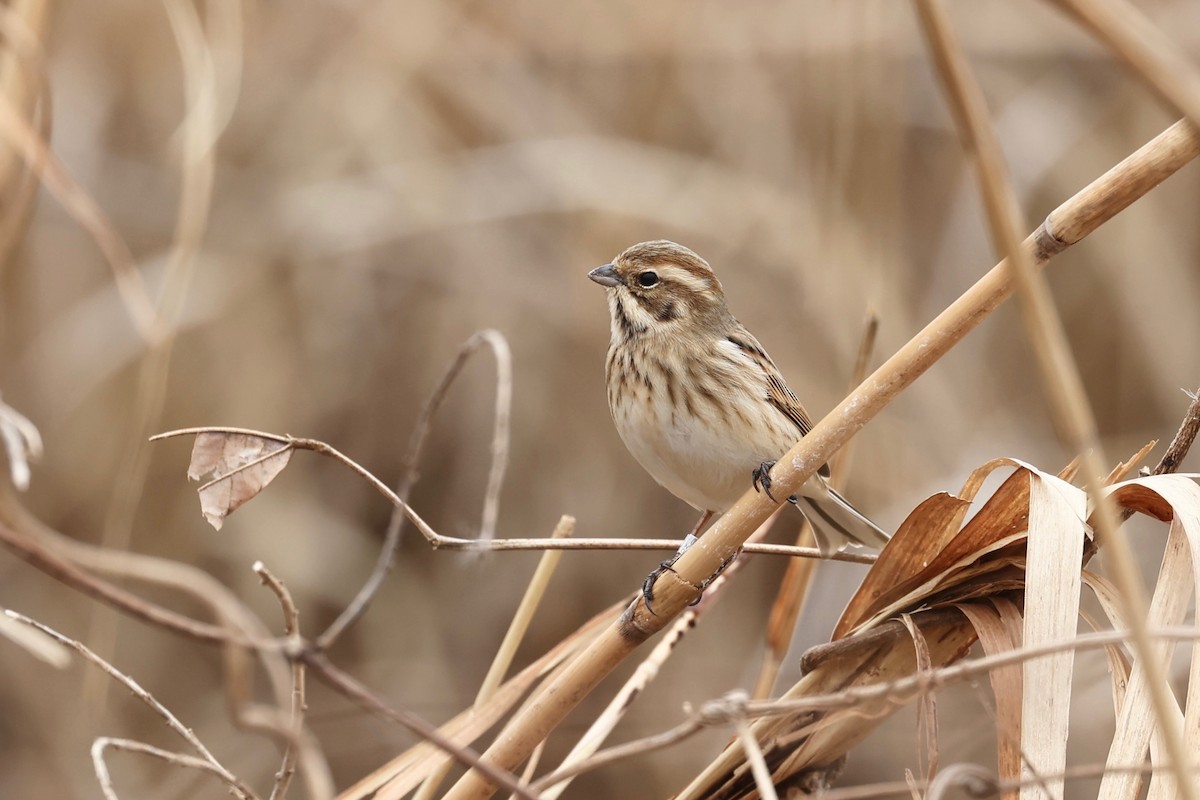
[1, 2, 1200, 799]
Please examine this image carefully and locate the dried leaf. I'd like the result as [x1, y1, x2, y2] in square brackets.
[1078, 578, 1131, 719]
[837, 462, 1038, 638]
[1019, 471, 1086, 800]
[836, 492, 969, 637]
[0, 398, 42, 491]
[681, 470, 1200, 800]
[186, 432, 293, 530]
[1102, 475, 1200, 800]
[900, 614, 938, 783]
[957, 601, 1021, 795]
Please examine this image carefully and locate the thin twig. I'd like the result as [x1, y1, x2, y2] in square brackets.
[1150, 387, 1200, 475]
[5, 611, 256, 800]
[154, 426, 876, 562]
[317, 330, 512, 649]
[0, 518, 257, 645]
[254, 562, 305, 800]
[91, 737, 259, 800]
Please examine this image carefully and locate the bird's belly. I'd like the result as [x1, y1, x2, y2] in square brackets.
[613, 397, 778, 513]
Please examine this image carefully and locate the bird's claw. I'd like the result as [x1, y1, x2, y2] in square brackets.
[642, 559, 675, 616]
[752, 460, 778, 502]
[642, 534, 699, 615]
[645, 539, 743, 614]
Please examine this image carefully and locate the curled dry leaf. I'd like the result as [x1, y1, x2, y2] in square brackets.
[186, 432, 293, 530]
[836, 458, 1068, 639]
[0, 397, 43, 491]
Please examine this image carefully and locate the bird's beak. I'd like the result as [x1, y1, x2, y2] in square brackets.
[587, 263, 621, 288]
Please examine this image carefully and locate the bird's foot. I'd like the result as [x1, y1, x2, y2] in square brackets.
[642, 534, 698, 615]
[752, 460, 778, 502]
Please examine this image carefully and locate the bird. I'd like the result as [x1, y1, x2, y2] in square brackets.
[588, 240, 889, 571]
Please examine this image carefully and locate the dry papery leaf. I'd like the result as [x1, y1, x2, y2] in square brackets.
[185, 431, 293, 530]
[676, 461, 1200, 800]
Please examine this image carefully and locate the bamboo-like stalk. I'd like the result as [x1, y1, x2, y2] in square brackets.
[413, 516, 573, 800]
[442, 118, 1200, 800]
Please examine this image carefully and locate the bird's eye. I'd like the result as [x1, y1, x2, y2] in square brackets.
[637, 271, 659, 288]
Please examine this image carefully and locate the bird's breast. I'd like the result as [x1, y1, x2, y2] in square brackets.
[605, 343, 796, 512]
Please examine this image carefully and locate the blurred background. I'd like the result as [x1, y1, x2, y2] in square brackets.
[1, 0, 1198, 797]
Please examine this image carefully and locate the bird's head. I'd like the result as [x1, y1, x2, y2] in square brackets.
[588, 240, 726, 339]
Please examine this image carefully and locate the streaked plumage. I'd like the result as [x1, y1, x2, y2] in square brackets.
[589, 240, 888, 556]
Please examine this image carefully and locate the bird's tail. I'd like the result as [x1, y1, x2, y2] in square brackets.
[794, 477, 890, 558]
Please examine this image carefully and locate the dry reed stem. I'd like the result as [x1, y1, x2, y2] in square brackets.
[442, 117, 1200, 799]
[356, 598, 625, 800]
[413, 515, 572, 800]
[84, 0, 228, 717]
[1046, 0, 1200, 130]
[523, 621, 1200, 795]
[536, 510, 780, 799]
[912, 1, 1196, 795]
[0, 3, 51, 265]
[5, 611, 258, 800]
[754, 311, 879, 700]
[300, 651, 535, 800]
[1157, 388, 1200, 474]
[0, 25, 161, 343]
[317, 329, 512, 650]
[0, 0, 48, 187]
[736, 715, 780, 800]
[477, 515, 573, 705]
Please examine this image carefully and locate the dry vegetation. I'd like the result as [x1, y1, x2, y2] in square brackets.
[1, 1, 1200, 799]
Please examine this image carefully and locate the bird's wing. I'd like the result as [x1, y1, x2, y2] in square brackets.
[725, 329, 830, 476]
[724, 331, 814, 436]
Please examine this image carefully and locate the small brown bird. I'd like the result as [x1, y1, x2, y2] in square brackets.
[589, 240, 889, 558]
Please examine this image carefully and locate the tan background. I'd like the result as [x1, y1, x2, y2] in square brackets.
[1, 0, 1198, 797]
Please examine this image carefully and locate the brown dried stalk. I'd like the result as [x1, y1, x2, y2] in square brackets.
[442, 115, 1200, 799]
